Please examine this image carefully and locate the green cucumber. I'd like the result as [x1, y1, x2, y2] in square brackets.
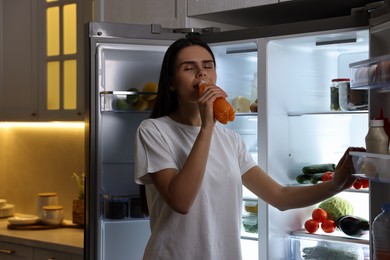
[296, 173, 324, 184]
[302, 163, 335, 175]
[296, 174, 311, 184]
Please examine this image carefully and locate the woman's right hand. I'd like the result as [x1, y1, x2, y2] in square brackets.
[198, 82, 228, 127]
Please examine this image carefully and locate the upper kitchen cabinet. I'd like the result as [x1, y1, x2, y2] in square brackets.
[93, 0, 187, 28]
[0, 0, 39, 121]
[187, 0, 277, 17]
[187, 0, 381, 28]
[37, 0, 90, 121]
[0, 0, 91, 121]
[187, 0, 279, 16]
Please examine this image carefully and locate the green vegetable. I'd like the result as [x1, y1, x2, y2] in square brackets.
[319, 196, 354, 220]
[296, 173, 324, 184]
[302, 246, 360, 260]
[302, 163, 336, 175]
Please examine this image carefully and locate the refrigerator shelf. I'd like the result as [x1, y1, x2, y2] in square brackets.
[350, 151, 390, 183]
[291, 229, 369, 245]
[288, 111, 368, 117]
[350, 53, 390, 89]
[100, 91, 157, 112]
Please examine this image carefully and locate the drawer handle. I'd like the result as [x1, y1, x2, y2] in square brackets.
[0, 248, 16, 255]
[48, 258, 56, 260]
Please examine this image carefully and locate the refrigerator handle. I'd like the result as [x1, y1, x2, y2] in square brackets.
[150, 24, 220, 35]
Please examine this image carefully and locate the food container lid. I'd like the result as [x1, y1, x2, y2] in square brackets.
[244, 200, 258, 207]
[37, 192, 58, 197]
[331, 78, 350, 82]
[42, 205, 63, 211]
[242, 216, 258, 225]
[370, 119, 384, 127]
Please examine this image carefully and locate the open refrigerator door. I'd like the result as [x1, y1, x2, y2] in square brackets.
[207, 41, 259, 259]
[260, 27, 371, 260]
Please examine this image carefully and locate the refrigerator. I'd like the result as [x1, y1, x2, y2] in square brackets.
[85, 4, 390, 259]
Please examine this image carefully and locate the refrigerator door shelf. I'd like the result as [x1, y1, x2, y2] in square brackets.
[350, 53, 390, 90]
[350, 151, 390, 183]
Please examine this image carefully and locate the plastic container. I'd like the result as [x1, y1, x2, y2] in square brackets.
[365, 120, 389, 155]
[242, 215, 258, 233]
[289, 234, 367, 260]
[244, 200, 258, 214]
[372, 203, 390, 260]
[350, 151, 390, 181]
[338, 79, 368, 111]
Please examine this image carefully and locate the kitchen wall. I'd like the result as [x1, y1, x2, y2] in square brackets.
[0, 122, 85, 220]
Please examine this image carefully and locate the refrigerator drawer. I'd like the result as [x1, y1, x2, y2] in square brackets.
[102, 219, 150, 260]
[289, 234, 369, 260]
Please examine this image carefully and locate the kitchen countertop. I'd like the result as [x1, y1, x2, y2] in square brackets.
[0, 218, 83, 255]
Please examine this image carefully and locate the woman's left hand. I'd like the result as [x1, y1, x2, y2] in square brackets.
[331, 147, 366, 192]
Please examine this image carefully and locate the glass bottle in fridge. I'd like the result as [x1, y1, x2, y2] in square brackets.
[372, 203, 390, 260]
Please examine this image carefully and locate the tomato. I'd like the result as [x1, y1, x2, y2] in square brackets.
[304, 219, 319, 234]
[353, 180, 363, 190]
[321, 171, 334, 182]
[321, 219, 336, 233]
[360, 178, 369, 188]
[312, 208, 328, 223]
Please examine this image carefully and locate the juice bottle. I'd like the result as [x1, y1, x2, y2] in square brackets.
[198, 81, 235, 124]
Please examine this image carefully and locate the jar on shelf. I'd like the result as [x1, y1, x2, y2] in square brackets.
[337, 78, 368, 111]
[330, 78, 344, 111]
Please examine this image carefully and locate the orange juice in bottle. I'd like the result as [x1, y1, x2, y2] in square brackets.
[198, 81, 235, 124]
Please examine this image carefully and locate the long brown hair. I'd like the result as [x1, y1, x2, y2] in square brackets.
[140, 36, 216, 216]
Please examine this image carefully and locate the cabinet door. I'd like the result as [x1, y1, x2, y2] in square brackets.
[34, 248, 82, 260]
[187, 0, 277, 16]
[0, 241, 33, 259]
[0, 0, 38, 121]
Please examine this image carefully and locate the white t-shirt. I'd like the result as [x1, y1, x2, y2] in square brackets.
[135, 116, 257, 260]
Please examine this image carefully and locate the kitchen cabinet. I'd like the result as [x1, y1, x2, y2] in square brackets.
[187, 0, 277, 17]
[0, 241, 83, 260]
[0, 0, 89, 121]
[0, 0, 39, 121]
[34, 248, 83, 260]
[93, 0, 187, 28]
[0, 241, 33, 259]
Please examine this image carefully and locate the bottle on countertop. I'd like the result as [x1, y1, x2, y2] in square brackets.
[365, 119, 389, 154]
[372, 203, 390, 260]
[335, 215, 369, 237]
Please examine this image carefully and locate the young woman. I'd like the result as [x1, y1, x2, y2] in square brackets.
[135, 37, 363, 260]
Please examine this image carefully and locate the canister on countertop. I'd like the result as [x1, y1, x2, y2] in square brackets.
[36, 192, 59, 217]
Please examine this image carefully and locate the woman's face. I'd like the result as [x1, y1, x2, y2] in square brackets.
[172, 45, 216, 104]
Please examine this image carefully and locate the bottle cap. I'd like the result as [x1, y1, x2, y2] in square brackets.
[370, 119, 384, 127]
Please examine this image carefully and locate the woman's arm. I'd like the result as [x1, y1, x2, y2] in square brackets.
[242, 147, 364, 211]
